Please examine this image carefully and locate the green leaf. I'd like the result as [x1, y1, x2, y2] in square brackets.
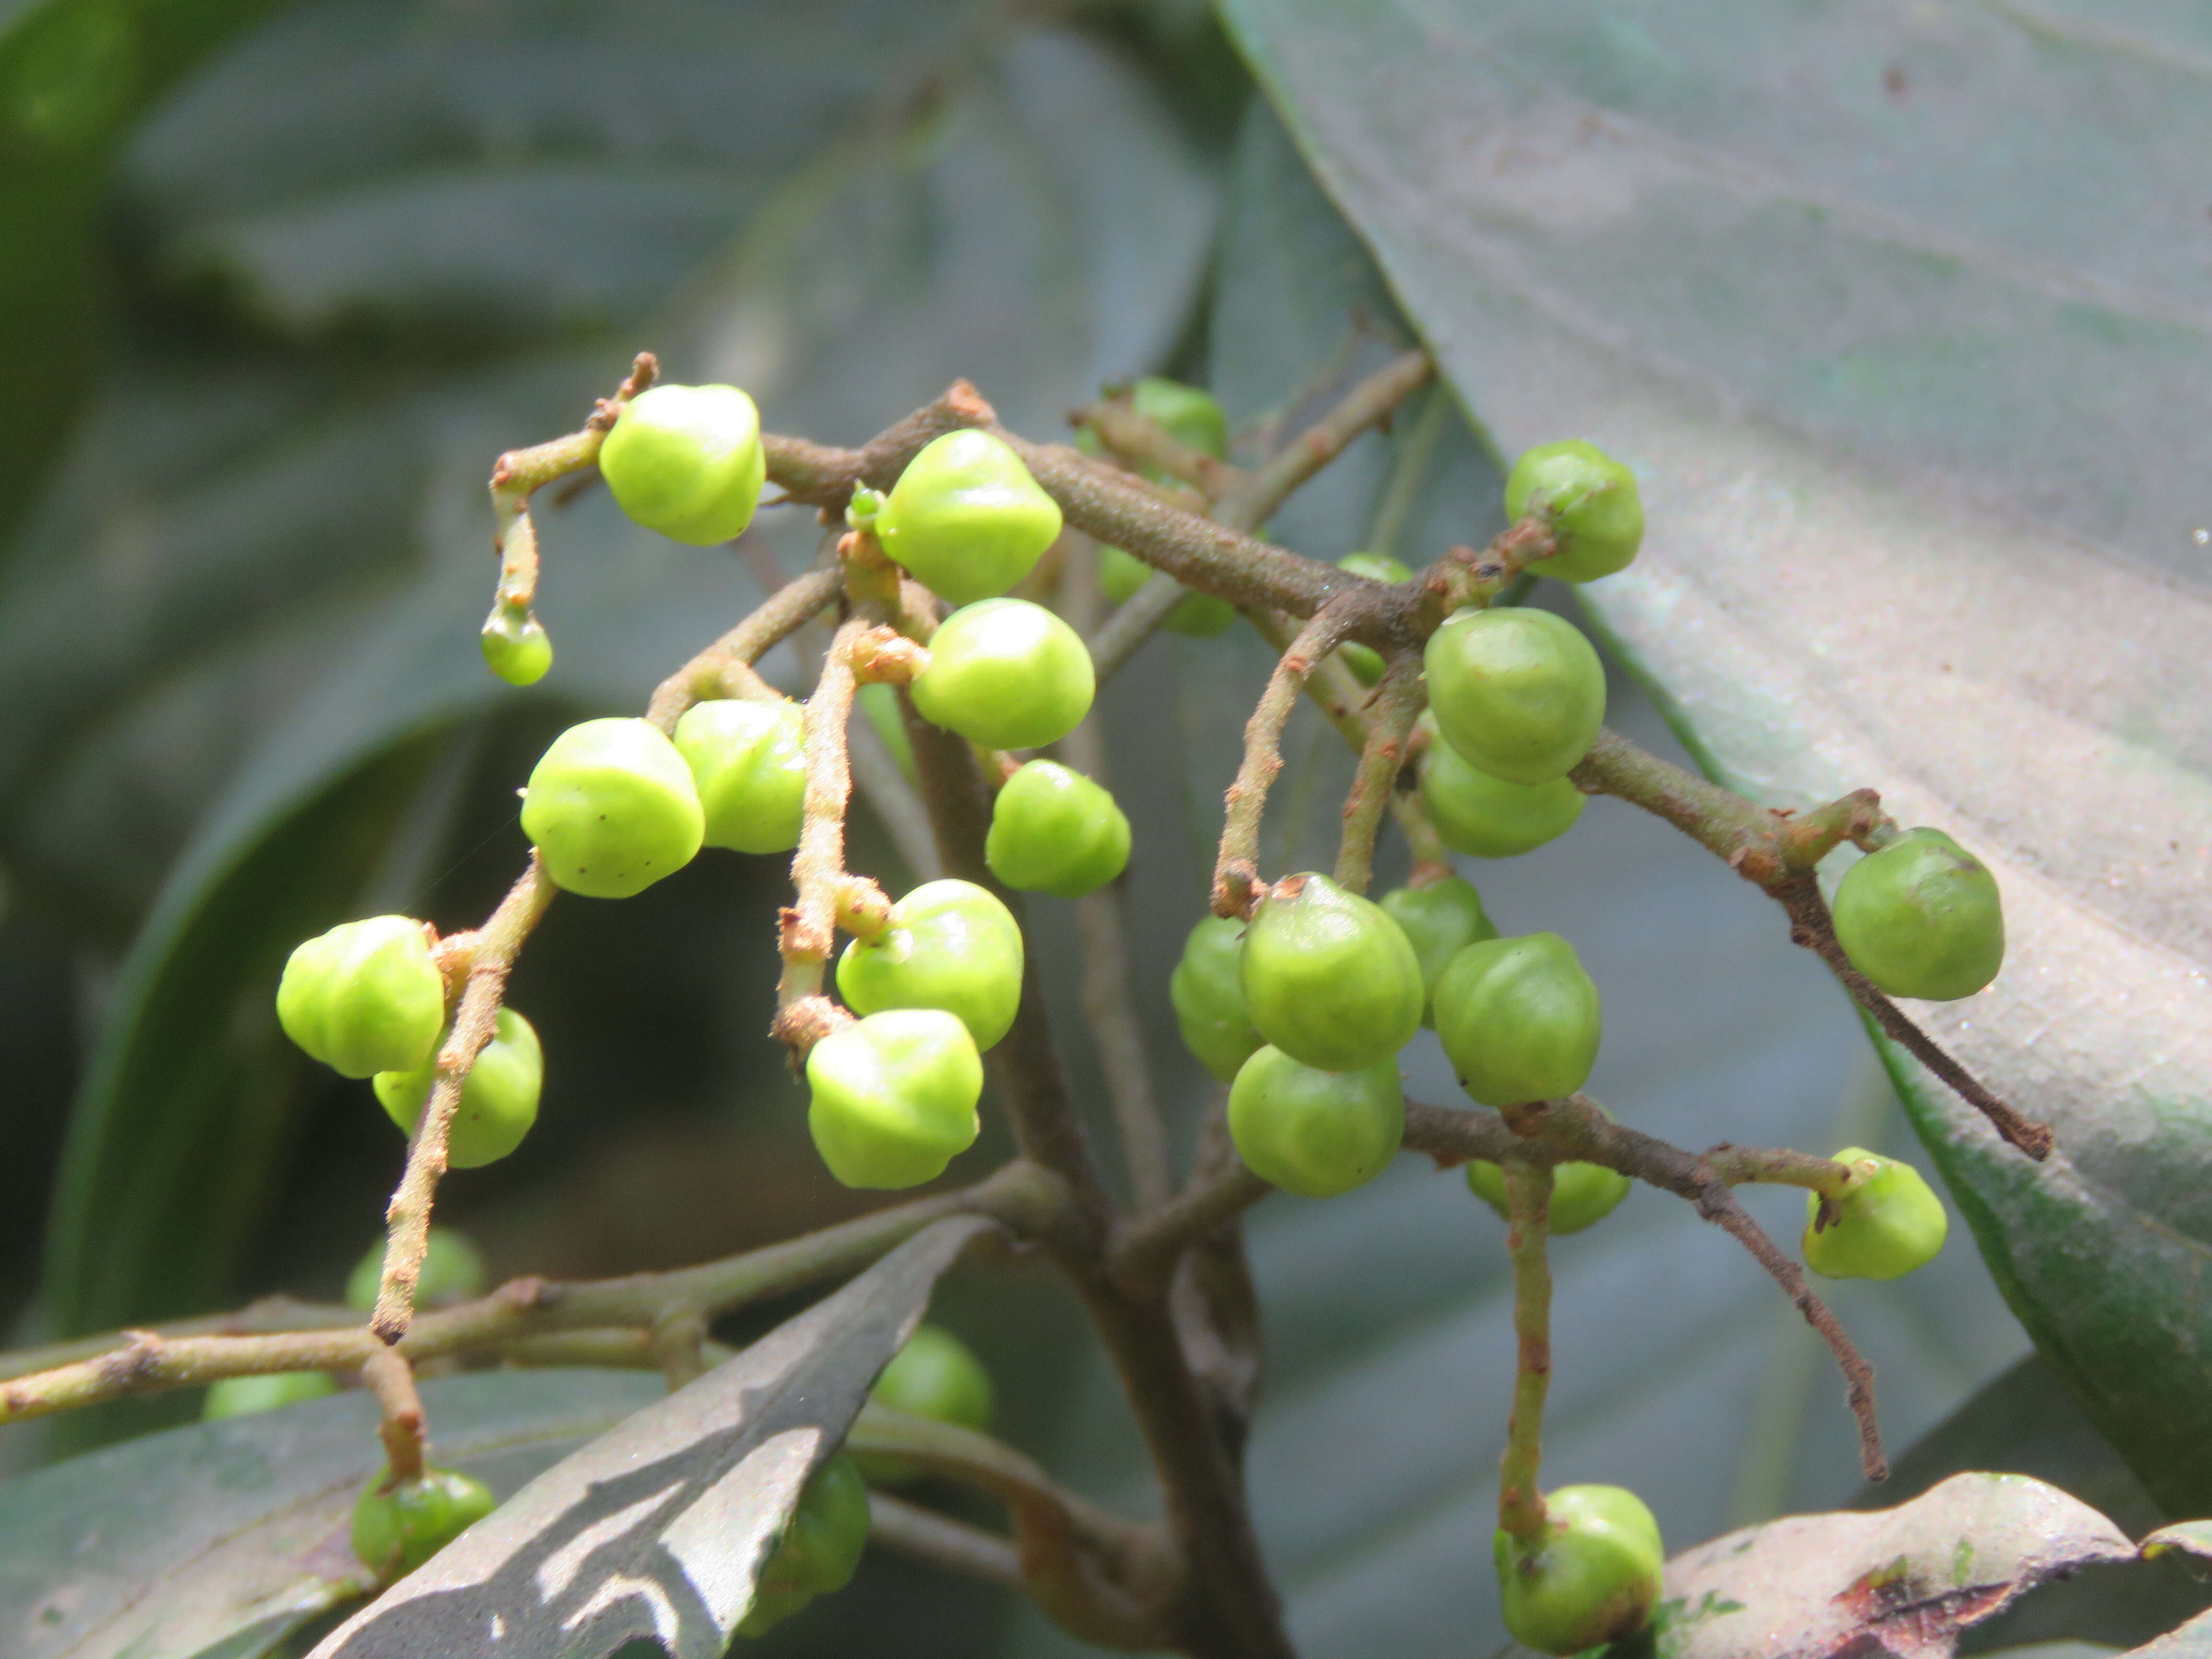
[1221, 0, 2212, 1514]
[308, 1216, 995, 1659]
[0, 1367, 665, 1659]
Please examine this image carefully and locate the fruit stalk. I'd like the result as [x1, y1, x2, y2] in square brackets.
[1497, 1162, 1557, 1546]
[1221, 347, 1433, 532]
[1212, 605, 1356, 918]
[1333, 653, 1425, 894]
[773, 613, 874, 1055]
[1079, 393, 1243, 500]
[867, 1492, 1022, 1587]
[361, 1346, 426, 1484]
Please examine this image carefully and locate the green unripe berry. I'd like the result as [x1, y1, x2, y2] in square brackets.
[857, 682, 917, 782]
[1419, 715, 1586, 858]
[1465, 1158, 1629, 1236]
[873, 430, 1062, 607]
[861, 1323, 996, 1485]
[909, 598, 1094, 751]
[1434, 933, 1601, 1107]
[1131, 376, 1229, 458]
[1495, 1484, 1663, 1654]
[1505, 440, 1645, 583]
[1803, 1147, 1948, 1280]
[1379, 878, 1496, 1026]
[351, 1465, 498, 1577]
[1169, 915, 1262, 1084]
[806, 1009, 983, 1190]
[985, 760, 1130, 899]
[203, 1370, 337, 1420]
[1831, 828, 2005, 1000]
[1423, 607, 1605, 785]
[736, 1452, 870, 1636]
[673, 698, 806, 854]
[599, 382, 767, 546]
[346, 1226, 489, 1313]
[1241, 873, 1424, 1073]
[479, 608, 552, 687]
[1228, 1046, 1403, 1199]
[521, 716, 705, 899]
[1336, 553, 1412, 685]
[276, 916, 446, 1080]
[374, 1007, 542, 1169]
[1097, 543, 1236, 637]
[837, 878, 1024, 1051]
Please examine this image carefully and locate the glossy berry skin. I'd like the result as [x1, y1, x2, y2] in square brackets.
[1419, 717, 1586, 858]
[1832, 828, 2004, 1000]
[1229, 1046, 1404, 1198]
[806, 1009, 983, 1189]
[909, 598, 1094, 751]
[863, 1323, 997, 1484]
[352, 1466, 498, 1577]
[1336, 553, 1411, 685]
[673, 698, 806, 854]
[347, 1226, 488, 1312]
[837, 879, 1023, 1051]
[479, 608, 553, 686]
[1424, 606, 1606, 785]
[599, 383, 766, 546]
[1506, 440, 1645, 583]
[1241, 873, 1424, 1073]
[1169, 915, 1262, 1084]
[985, 760, 1130, 898]
[521, 717, 705, 899]
[737, 1452, 871, 1636]
[1379, 878, 1497, 1025]
[1097, 542, 1236, 637]
[1803, 1147, 1948, 1280]
[375, 1007, 542, 1168]
[873, 430, 1062, 606]
[276, 916, 445, 1080]
[1466, 1158, 1629, 1236]
[203, 1370, 337, 1420]
[1434, 933, 1601, 1107]
[1495, 1484, 1663, 1655]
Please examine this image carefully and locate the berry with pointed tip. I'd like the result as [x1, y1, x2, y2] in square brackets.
[1832, 828, 2005, 1000]
[479, 608, 552, 686]
[1434, 933, 1601, 1107]
[1228, 1046, 1403, 1198]
[806, 1009, 984, 1189]
[599, 383, 767, 546]
[1419, 714, 1586, 858]
[673, 698, 806, 854]
[1495, 1484, 1664, 1654]
[276, 916, 445, 1080]
[1803, 1147, 1948, 1279]
[1336, 553, 1412, 685]
[374, 1007, 542, 1168]
[873, 430, 1062, 606]
[1423, 607, 1605, 785]
[203, 1370, 337, 1421]
[861, 1323, 996, 1484]
[1097, 542, 1237, 637]
[351, 1466, 498, 1577]
[985, 759, 1130, 899]
[1506, 440, 1645, 583]
[1241, 872, 1424, 1073]
[909, 598, 1094, 751]
[1169, 915, 1262, 1084]
[1466, 1157, 1629, 1236]
[346, 1227, 489, 1313]
[1379, 878, 1497, 1025]
[736, 1452, 871, 1636]
[837, 879, 1023, 1051]
[521, 717, 705, 899]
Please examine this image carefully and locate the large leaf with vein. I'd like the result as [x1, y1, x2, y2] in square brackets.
[1222, 0, 2212, 1511]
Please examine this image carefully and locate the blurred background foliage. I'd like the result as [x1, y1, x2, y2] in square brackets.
[0, 1, 2204, 1655]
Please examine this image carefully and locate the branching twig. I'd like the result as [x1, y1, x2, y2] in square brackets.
[643, 565, 842, 733]
[1110, 1166, 1273, 1296]
[1078, 395, 1244, 500]
[868, 1492, 1022, 1587]
[1213, 605, 1355, 918]
[1334, 653, 1424, 893]
[361, 1347, 426, 1483]
[1496, 1163, 1554, 1545]
[1217, 348, 1431, 534]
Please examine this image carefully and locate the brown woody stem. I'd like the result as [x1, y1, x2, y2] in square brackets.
[1496, 1162, 1554, 1546]
[1213, 605, 1355, 918]
[1334, 655, 1425, 893]
[361, 1346, 426, 1483]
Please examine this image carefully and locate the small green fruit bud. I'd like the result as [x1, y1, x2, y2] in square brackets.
[909, 598, 1094, 751]
[1419, 714, 1586, 858]
[373, 1007, 542, 1169]
[1832, 828, 2004, 1000]
[1131, 376, 1229, 458]
[203, 1370, 337, 1421]
[873, 430, 1062, 607]
[1434, 933, 1601, 1107]
[1379, 878, 1497, 1025]
[599, 383, 767, 546]
[346, 1226, 489, 1312]
[837, 878, 1024, 1051]
[276, 916, 445, 1080]
[1505, 440, 1644, 583]
[1241, 873, 1424, 1073]
[737, 1452, 871, 1635]
[351, 1466, 498, 1576]
[1169, 915, 1263, 1084]
[1228, 1045, 1404, 1199]
[861, 1323, 996, 1485]
[1803, 1148, 1948, 1279]
[521, 716, 705, 899]
[985, 760, 1130, 899]
[673, 698, 806, 854]
[479, 607, 553, 686]
[1495, 1484, 1663, 1654]
[805, 1009, 984, 1190]
[1423, 607, 1605, 785]
[1097, 543, 1236, 637]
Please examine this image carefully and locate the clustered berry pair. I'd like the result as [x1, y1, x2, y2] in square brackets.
[268, 374, 2007, 1650]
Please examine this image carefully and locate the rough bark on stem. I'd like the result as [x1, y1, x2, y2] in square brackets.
[1214, 605, 1354, 918]
[774, 613, 875, 1056]
[1334, 654, 1424, 894]
[361, 1346, 426, 1483]
[1496, 1162, 1554, 1545]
